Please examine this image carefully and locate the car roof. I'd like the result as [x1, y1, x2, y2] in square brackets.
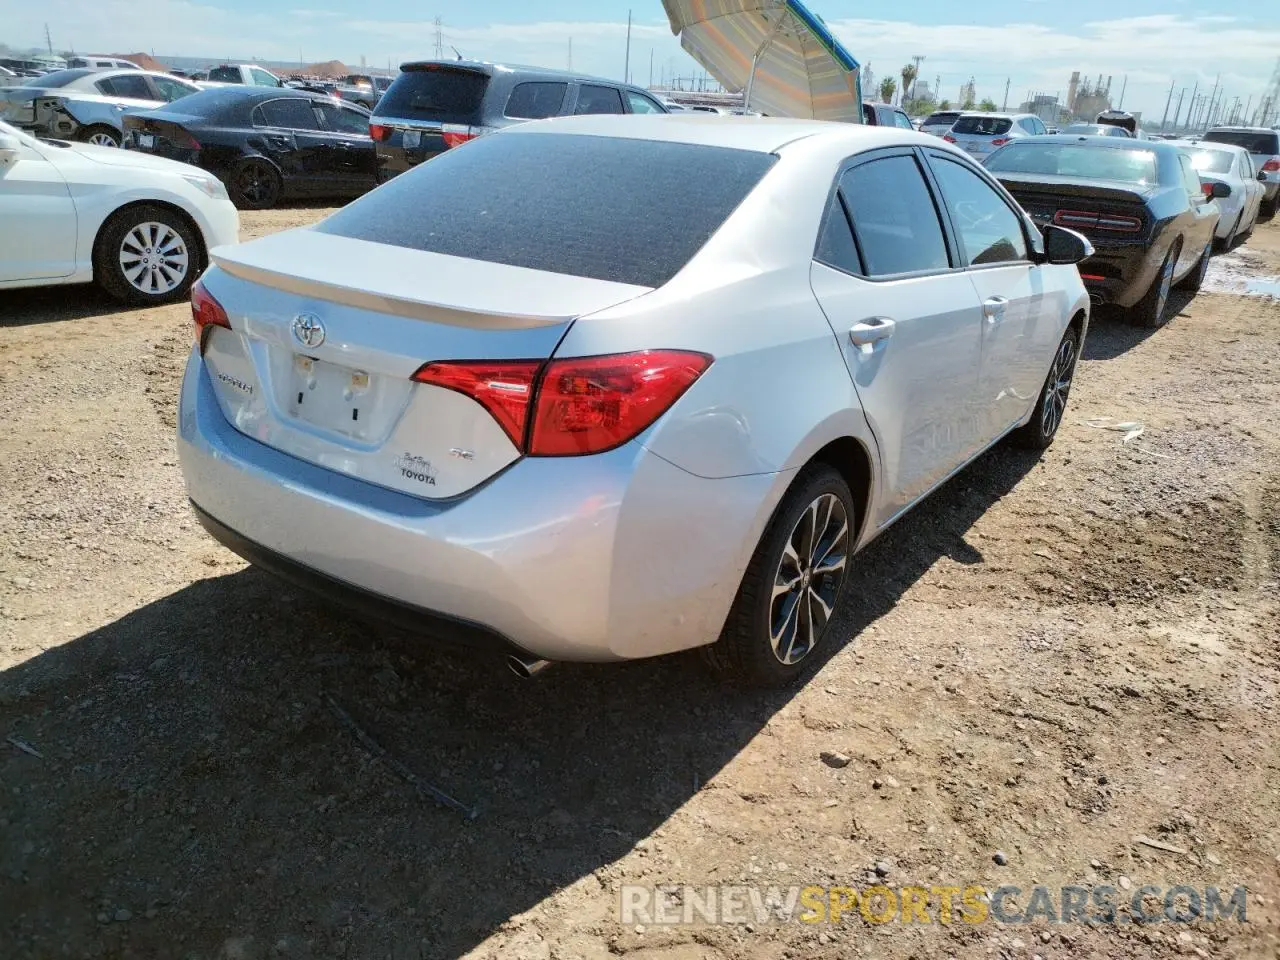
[396, 58, 648, 92]
[956, 111, 1033, 119]
[1207, 125, 1275, 133]
[502, 113, 945, 154]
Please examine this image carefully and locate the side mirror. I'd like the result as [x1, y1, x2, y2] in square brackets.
[1209, 181, 1231, 199]
[1042, 223, 1093, 265]
[1260, 170, 1269, 182]
[0, 133, 20, 165]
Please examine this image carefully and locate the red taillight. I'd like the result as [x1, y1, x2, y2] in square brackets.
[1201, 181, 1216, 197]
[412, 360, 540, 448]
[530, 351, 711, 456]
[411, 351, 711, 456]
[1078, 273, 1106, 282]
[943, 134, 957, 143]
[441, 124, 477, 149]
[1053, 209, 1142, 233]
[1262, 158, 1280, 172]
[172, 126, 201, 151]
[191, 278, 229, 350]
[990, 137, 1010, 147]
[369, 123, 392, 142]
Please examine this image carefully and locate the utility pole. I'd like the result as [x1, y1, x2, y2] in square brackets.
[934, 75, 940, 104]
[1002, 77, 1011, 111]
[624, 9, 632, 84]
[1118, 74, 1127, 109]
[433, 17, 444, 60]
[649, 48, 654, 88]
[567, 37, 572, 71]
[44, 23, 53, 55]
[1172, 86, 1186, 131]
[1204, 73, 1220, 131]
[910, 54, 924, 100]
[1186, 81, 1199, 130]
[1160, 79, 1175, 131]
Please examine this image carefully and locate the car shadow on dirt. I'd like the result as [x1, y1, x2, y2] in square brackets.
[1080, 289, 1197, 361]
[1, 284, 147, 328]
[0, 447, 1041, 958]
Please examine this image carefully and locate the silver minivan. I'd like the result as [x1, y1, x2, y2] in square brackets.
[945, 112, 1047, 161]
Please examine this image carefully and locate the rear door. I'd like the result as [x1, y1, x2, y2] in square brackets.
[808, 149, 987, 528]
[251, 98, 329, 195]
[923, 148, 1058, 438]
[571, 84, 626, 115]
[313, 100, 377, 195]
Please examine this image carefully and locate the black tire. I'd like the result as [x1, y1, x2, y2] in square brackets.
[1176, 239, 1212, 292]
[1262, 196, 1278, 219]
[702, 464, 856, 687]
[227, 158, 282, 210]
[93, 204, 204, 306]
[1010, 324, 1081, 451]
[1214, 215, 1240, 252]
[1128, 240, 1180, 329]
[79, 124, 121, 148]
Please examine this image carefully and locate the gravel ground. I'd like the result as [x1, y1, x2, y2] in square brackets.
[1, 206, 1278, 960]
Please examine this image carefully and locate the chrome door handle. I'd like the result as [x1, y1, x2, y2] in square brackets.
[983, 296, 1009, 322]
[849, 316, 896, 346]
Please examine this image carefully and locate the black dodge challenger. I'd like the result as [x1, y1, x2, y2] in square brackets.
[123, 87, 379, 210]
[984, 135, 1223, 327]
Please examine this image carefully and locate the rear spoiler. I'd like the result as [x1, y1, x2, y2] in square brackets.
[995, 175, 1153, 207]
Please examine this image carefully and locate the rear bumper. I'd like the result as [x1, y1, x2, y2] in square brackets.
[1076, 241, 1156, 308]
[178, 350, 784, 662]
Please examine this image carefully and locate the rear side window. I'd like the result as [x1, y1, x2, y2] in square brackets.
[893, 111, 913, 129]
[316, 102, 370, 135]
[96, 75, 154, 100]
[376, 68, 489, 124]
[151, 75, 197, 103]
[839, 155, 950, 276]
[575, 85, 625, 115]
[254, 98, 321, 131]
[627, 91, 665, 114]
[208, 66, 242, 83]
[952, 116, 1012, 136]
[1203, 130, 1280, 155]
[315, 132, 777, 288]
[814, 196, 861, 274]
[505, 81, 567, 120]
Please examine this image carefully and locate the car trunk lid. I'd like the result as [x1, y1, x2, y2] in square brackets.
[996, 174, 1153, 239]
[200, 229, 651, 499]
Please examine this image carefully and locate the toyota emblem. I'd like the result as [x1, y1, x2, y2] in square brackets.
[292, 313, 325, 348]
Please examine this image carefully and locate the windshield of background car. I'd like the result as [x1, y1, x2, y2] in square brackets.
[1185, 149, 1235, 174]
[19, 69, 92, 88]
[986, 143, 1159, 185]
[1203, 130, 1280, 154]
[375, 67, 488, 124]
[316, 132, 778, 288]
[952, 116, 1012, 136]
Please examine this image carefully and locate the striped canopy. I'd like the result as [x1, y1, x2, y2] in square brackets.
[661, 0, 862, 122]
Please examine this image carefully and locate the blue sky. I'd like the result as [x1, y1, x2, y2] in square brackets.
[9, 0, 1279, 120]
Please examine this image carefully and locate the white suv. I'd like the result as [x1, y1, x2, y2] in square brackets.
[945, 112, 1047, 161]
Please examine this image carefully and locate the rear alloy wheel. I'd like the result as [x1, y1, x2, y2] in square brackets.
[80, 124, 121, 148]
[228, 159, 282, 210]
[93, 204, 202, 306]
[1177, 240, 1212, 293]
[1011, 325, 1080, 450]
[1215, 215, 1240, 252]
[703, 465, 854, 687]
[1129, 241, 1179, 328]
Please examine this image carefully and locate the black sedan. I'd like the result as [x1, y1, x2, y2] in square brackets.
[985, 136, 1223, 327]
[123, 87, 378, 210]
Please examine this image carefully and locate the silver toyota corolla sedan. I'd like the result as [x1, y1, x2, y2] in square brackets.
[179, 115, 1092, 686]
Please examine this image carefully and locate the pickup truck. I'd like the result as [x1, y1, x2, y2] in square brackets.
[204, 64, 283, 87]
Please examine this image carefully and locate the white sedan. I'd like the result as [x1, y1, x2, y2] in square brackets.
[0, 120, 239, 304]
[1174, 140, 1266, 249]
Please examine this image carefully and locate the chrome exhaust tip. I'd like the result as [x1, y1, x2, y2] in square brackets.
[506, 654, 551, 679]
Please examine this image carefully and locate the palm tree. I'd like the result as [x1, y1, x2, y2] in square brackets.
[979, 97, 998, 112]
[901, 64, 918, 105]
[878, 77, 897, 104]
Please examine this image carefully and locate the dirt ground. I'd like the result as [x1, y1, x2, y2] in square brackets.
[1, 205, 1278, 960]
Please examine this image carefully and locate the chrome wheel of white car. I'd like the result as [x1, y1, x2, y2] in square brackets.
[770, 492, 849, 665]
[88, 131, 119, 147]
[1039, 336, 1075, 438]
[118, 222, 190, 295]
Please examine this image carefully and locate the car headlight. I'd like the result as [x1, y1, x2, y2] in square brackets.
[182, 174, 228, 200]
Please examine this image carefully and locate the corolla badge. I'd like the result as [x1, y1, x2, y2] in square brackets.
[292, 313, 325, 348]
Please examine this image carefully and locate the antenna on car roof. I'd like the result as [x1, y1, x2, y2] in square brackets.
[451, 46, 463, 61]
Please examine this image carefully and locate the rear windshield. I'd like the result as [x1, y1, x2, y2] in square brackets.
[20, 69, 92, 88]
[316, 132, 777, 288]
[1202, 130, 1280, 155]
[924, 112, 960, 125]
[986, 142, 1159, 185]
[375, 67, 488, 123]
[952, 116, 1012, 136]
[1184, 148, 1235, 174]
[137, 87, 256, 120]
